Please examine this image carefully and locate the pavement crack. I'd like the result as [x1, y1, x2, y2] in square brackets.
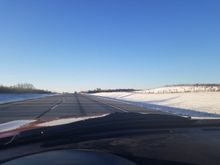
[36, 98, 63, 119]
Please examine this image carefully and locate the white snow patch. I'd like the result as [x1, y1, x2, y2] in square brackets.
[92, 90, 220, 118]
[0, 120, 35, 133]
[37, 114, 110, 127]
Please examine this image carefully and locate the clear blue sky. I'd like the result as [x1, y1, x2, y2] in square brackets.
[0, 0, 220, 92]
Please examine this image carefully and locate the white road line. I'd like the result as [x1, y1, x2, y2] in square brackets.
[93, 98, 128, 113]
[51, 98, 63, 110]
[51, 104, 59, 110]
[87, 95, 157, 115]
[96, 100, 149, 114]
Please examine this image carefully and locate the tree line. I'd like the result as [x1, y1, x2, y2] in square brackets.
[0, 83, 52, 94]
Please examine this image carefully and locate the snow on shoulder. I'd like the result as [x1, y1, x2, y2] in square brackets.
[92, 84, 220, 118]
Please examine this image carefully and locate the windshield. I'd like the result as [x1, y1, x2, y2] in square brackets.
[0, 0, 220, 164]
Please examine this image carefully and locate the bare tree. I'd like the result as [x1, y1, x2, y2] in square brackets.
[13, 83, 35, 89]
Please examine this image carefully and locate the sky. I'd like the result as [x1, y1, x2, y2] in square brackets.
[0, 0, 220, 92]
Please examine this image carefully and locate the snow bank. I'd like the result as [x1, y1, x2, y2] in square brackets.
[92, 91, 220, 118]
[0, 93, 55, 104]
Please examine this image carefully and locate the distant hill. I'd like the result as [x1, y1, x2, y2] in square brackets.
[141, 84, 220, 94]
[0, 83, 52, 94]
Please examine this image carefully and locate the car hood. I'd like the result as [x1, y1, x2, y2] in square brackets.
[1, 112, 220, 147]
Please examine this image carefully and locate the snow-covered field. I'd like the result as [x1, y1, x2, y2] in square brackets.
[141, 85, 220, 94]
[92, 85, 220, 118]
[0, 93, 54, 104]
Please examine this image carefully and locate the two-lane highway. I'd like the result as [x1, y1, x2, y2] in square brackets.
[0, 94, 159, 124]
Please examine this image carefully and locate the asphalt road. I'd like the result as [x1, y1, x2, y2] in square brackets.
[0, 93, 161, 124]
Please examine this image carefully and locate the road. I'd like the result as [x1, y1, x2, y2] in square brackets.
[0, 94, 160, 124]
